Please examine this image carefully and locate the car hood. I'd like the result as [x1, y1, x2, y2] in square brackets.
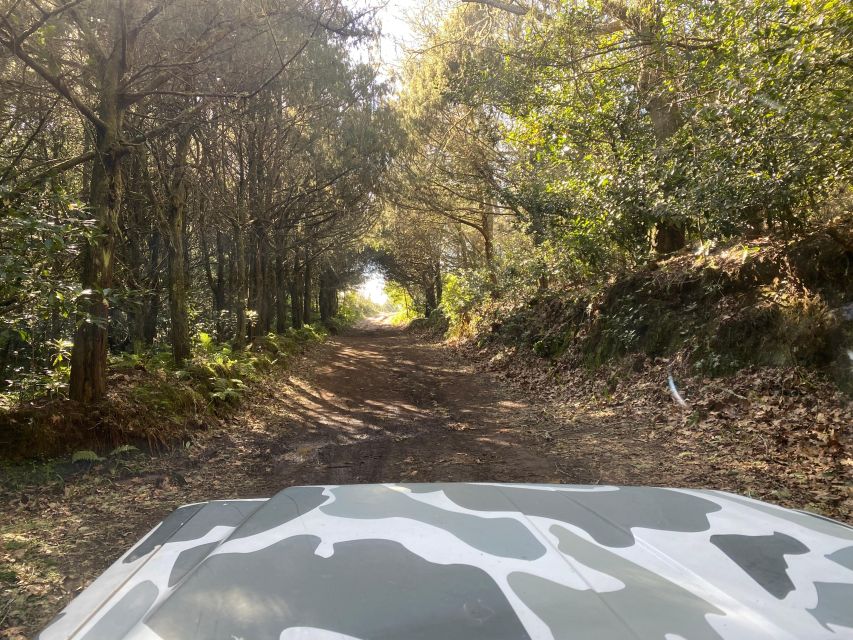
[39, 483, 853, 639]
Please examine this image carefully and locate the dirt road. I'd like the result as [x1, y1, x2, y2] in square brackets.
[4, 318, 850, 637]
[251, 320, 565, 488]
[2, 321, 568, 637]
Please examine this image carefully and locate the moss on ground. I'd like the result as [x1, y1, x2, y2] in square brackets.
[473, 223, 852, 392]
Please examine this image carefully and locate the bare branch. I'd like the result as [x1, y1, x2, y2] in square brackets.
[460, 0, 528, 16]
[10, 0, 87, 44]
[7, 150, 96, 198]
[0, 15, 106, 129]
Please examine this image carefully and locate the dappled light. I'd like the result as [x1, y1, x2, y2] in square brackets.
[1, 0, 851, 635]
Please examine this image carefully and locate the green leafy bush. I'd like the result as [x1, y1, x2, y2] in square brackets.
[385, 282, 418, 325]
[337, 291, 383, 325]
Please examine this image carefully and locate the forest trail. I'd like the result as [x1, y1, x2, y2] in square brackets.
[4, 317, 849, 638]
[239, 317, 564, 490]
[2, 320, 573, 638]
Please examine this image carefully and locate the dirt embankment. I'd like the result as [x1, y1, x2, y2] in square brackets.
[484, 221, 853, 389]
[448, 222, 851, 524]
[447, 222, 852, 525]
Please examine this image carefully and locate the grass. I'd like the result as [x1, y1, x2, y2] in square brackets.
[0, 567, 18, 584]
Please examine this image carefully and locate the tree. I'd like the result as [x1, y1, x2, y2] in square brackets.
[0, 0, 388, 400]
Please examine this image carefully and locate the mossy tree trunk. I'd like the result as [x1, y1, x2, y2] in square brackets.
[165, 127, 193, 366]
[69, 90, 125, 403]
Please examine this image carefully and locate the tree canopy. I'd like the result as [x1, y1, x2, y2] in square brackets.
[1, 0, 393, 403]
[375, 0, 851, 316]
[1, 0, 850, 404]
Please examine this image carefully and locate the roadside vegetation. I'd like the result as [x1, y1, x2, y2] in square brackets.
[369, 0, 851, 515]
[2, 0, 848, 458]
[377, 0, 851, 361]
[0, 0, 850, 634]
[0, 0, 395, 458]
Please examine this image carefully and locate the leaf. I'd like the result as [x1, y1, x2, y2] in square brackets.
[109, 445, 138, 457]
[71, 450, 103, 464]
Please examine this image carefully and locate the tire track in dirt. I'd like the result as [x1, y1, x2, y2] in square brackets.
[2, 318, 577, 638]
[253, 319, 571, 489]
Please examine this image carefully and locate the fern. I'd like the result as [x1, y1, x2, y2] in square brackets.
[109, 444, 138, 457]
[71, 450, 103, 463]
[197, 331, 214, 351]
[209, 388, 241, 403]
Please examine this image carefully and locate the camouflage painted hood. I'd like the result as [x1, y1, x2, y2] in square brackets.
[40, 484, 853, 639]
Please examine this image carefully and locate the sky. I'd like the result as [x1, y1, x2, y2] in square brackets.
[358, 272, 389, 304]
[374, 0, 421, 76]
[350, 0, 421, 306]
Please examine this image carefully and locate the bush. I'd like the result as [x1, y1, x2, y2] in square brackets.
[385, 282, 418, 325]
[408, 309, 449, 336]
[440, 273, 478, 335]
[337, 291, 382, 326]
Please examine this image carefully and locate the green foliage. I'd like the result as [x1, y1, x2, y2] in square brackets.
[291, 323, 328, 343]
[196, 331, 215, 352]
[385, 282, 418, 325]
[440, 272, 482, 336]
[130, 378, 205, 414]
[336, 291, 383, 326]
[382, 0, 852, 311]
[0, 189, 94, 404]
[208, 377, 246, 405]
[502, 0, 852, 255]
[0, 567, 19, 584]
[373, 0, 852, 393]
[187, 347, 255, 405]
[408, 309, 450, 335]
[179, 326, 326, 406]
[71, 450, 103, 464]
[109, 445, 138, 457]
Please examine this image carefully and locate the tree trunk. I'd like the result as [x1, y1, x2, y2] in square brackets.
[481, 206, 497, 286]
[142, 229, 161, 347]
[434, 261, 443, 306]
[652, 220, 686, 255]
[250, 219, 271, 340]
[290, 250, 304, 329]
[201, 227, 229, 340]
[263, 257, 275, 335]
[302, 255, 312, 325]
[233, 216, 248, 348]
[129, 226, 159, 353]
[640, 62, 688, 256]
[424, 284, 437, 316]
[125, 154, 147, 354]
[318, 268, 337, 326]
[216, 232, 227, 326]
[165, 129, 192, 365]
[69, 123, 123, 403]
[274, 252, 288, 333]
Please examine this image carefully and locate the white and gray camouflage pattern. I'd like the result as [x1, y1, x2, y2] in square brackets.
[38, 483, 853, 639]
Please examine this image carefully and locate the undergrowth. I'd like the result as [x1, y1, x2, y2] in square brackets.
[444, 223, 853, 392]
[0, 324, 329, 460]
